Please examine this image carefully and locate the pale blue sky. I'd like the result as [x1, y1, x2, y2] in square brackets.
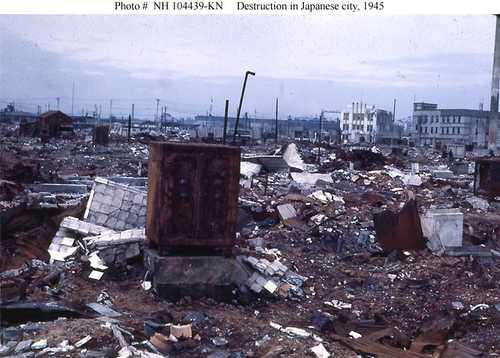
[0, 15, 496, 119]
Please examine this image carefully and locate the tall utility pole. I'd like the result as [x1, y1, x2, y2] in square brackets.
[392, 99, 397, 146]
[393, 98, 397, 121]
[317, 111, 323, 164]
[233, 70, 256, 141]
[110, 99, 113, 119]
[488, 15, 500, 151]
[56, 97, 60, 110]
[155, 98, 160, 123]
[128, 104, 134, 142]
[275, 98, 279, 144]
[71, 81, 75, 116]
[223, 99, 229, 144]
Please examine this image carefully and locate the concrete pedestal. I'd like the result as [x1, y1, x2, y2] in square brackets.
[144, 249, 250, 302]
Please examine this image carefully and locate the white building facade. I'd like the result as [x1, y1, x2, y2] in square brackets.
[340, 102, 400, 144]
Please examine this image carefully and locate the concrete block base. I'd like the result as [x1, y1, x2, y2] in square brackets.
[144, 249, 250, 302]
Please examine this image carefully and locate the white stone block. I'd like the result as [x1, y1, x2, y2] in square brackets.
[421, 208, 463, 250]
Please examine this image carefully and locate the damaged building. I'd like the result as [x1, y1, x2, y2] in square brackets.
[412, 102, 500, 149]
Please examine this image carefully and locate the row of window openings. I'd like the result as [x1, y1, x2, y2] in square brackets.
[344, 118, 374, 122]
[419, 115, 461, 124]
[422, 127, 461, 135]
[343, 124, 374, 131]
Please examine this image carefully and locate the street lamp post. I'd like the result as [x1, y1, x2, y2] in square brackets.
[233, 70, 255, 142]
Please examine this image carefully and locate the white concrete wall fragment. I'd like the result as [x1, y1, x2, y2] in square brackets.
[277, 204, 297, 221]
[240, 161, 262, 179]
[283, 143, 305, 171]
[85, 177, 147, 231]
[421, 208, 464, 250]
[291, 173, 333, 185]
[85, 228, 146, 247]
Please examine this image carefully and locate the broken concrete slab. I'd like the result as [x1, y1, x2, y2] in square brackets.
[308, 190, 344, 204]
[27, 183, 89, 194]
[47, 241, 78, 262]
[283, 143, 305, 172]
[401, 174, 422, 186]
[85, 228, 145, 247]
[240, 161, 262, 179]
[421, 208, 463, 251]
[84, 177, 146, 231]
[432, 169, 454, 179]
[466, 196, 489, 211]
[105, 176, 147, 187]
[60, 216, 116, 236]
[445, 247, 494, 257]
[86, 302, 122, 317]
[290, 173, 333, 186]
[276, 204, 297, 222]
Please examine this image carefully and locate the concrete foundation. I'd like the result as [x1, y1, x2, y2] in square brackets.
[144, 249, 250, 302]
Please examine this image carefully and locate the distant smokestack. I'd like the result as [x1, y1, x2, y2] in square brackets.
[479, 102, 484, 111]
[488, 15, 500, 150]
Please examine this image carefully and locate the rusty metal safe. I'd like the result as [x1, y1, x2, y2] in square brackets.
[146, 142, 241, 255]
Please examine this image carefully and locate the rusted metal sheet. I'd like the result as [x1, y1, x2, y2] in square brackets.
[146, 142, 240, 255]
[331, 329, 429, 358]
[93, 125, 110, 146]
[373, 199, 425, 251]
[474, 157, 500, 197]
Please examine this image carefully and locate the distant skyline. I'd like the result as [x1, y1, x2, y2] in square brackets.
[0, 15, 496, 119]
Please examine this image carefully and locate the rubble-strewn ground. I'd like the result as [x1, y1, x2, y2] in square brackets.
[1, 124, 499, 357]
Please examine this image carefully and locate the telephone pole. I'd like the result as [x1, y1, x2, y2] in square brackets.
[317, 112, 323, 164]
[393, 98, 397, 121]
[223, 100, 229, 144]
[275, 98, 279, 144]
[128, 104, 134, 142]
[56, 97, 60, 110]
[71, 81, 75, 116]
[155, 98, 160, 123]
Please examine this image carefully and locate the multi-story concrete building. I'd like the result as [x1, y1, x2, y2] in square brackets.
[340, 102, 402, 144]
[412, 102, 493, 148]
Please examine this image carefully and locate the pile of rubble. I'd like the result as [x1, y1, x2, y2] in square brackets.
[1, 134, 499, 357]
